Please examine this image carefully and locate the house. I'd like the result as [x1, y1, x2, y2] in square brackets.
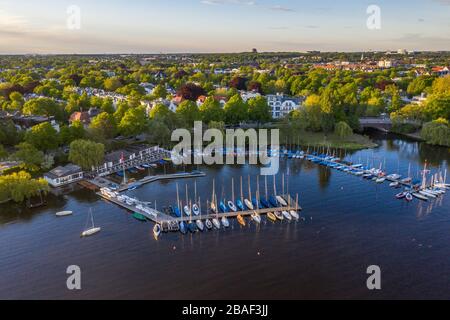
[139, 82, 155, 94]
[266, 93, 304, 119]
[44, 164, 83, 187]
[431, 66, 449, 77]
[240, 91, 261, 102]
[69, 111, 91, 126]
[196, 95, 208, 107]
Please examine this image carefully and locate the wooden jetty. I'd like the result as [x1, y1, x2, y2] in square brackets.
[98, 192, 301, 228]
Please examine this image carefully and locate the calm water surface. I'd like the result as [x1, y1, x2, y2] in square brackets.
[1, 132, 449, 299]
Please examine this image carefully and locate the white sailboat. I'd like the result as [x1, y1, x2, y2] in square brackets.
[81, 209, 101, 237]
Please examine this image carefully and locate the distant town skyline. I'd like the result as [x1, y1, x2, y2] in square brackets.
[0, 0, 449, 54]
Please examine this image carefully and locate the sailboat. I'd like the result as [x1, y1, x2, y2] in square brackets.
[192, 182, 200, 216]
[176, 183, 187, 234]
[274, 211, 284, 221]
[211, 180, 221, 229]
[219, 182, 230, 228]
[195, 197, 204, 232]
[267, 212, 277, 222]
[183, 184, 191, 216]
[289, 194, 300, 220]
[81, 209, 101, 237]
[236, 176, 245, 211]
[244, 175, 254, 210]
[227, 178, 238, 212]
[276, 174, 288, 206]
[251, 190, 261, 224]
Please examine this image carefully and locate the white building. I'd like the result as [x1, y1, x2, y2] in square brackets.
[44, 164, 83, 187]
[240, 91, 261, 102]
[266, 93, 304, 119]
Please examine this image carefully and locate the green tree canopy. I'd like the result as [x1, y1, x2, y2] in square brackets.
[247, 96, 271, 122]
[25, 122, 59, 151]
[223, 94, 248, 124]
[334, 121, 353, 138]
[68, 139, 105, 170]
[176, 100, 201, 127]
[22, 97, 65, 120]
[118, 107, 148, 136]
[89, 112, 117, 141]
[13, 142, 45, 172]
[199, 97, 224, 123]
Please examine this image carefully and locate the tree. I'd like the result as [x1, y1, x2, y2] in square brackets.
[13, 142, 45, 172]
[420, 119, 450, 147]
[118, 107, 148, 136]
[335, 121, 353, 138]
[176, 100, 201, 126]
[407, 76, 434, 96]
[9, 91, 24, 110]
[0, 171, 49, 203]
[223, 94, 248, 124]
[199, 97, 224, 123]
[177, 83, 206, 101]
[247, 96, 271, 122]
[146, 120, 171, 146]
[152, 84, 167, 99]
[0, 144, 7, 160]
[89, 112, 117, 141]
[69, 139, 105, 170]
[60, 120, 86, 145]
[104, 77, 123, 91]
[229, 76, 248, 90]
[25, 122, 59, 151]
[22, 97, 64, 120]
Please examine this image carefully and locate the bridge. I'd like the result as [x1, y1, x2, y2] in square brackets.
[359, 117, 420, 132]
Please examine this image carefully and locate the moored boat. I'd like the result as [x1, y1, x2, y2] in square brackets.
[56, 211, 73, 217]
[412, 192, 428, 201]
[274, 211, 284, 221]
[244, 199, 254, 210]
[276, 196, 288, 206]
[267, 212, 277, 222]
[192, 204, 200, 216]
[205, 219, 213, 230]
[237, 214, 246, 226]
[196, 219, 204, 232]
[290, 210, 299, 220]
[251, 211, 261, 224]
[153, 224, 161, 238]
[282, 211, 292, 221]
[221, 216, 230, 228]
[132, 212, 147, 222]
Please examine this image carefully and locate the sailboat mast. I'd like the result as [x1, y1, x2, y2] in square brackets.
[265, 175, 268, 198]
[231, 178, 235, 203]
[240, 176, 243, 201]
[248, 175, 252, 200]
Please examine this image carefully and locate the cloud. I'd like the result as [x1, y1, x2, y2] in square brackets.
[305, 25, 319, 29]
[270, 5, 295, 12]
[418, 18, 425, 22]
[201, 0, 256, 5]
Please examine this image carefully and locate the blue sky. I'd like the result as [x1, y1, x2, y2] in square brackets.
[0, 0, 449, 53]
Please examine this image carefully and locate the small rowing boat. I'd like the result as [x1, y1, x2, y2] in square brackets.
[56, 211, 73, 217]
[395, 192, 406, 199]
[132, 212, 147, 222]
[405, 193, 413, 202]
[153, 224, 161, 238]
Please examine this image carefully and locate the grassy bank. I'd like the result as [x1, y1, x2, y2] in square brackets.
[280, 131, 378, 150]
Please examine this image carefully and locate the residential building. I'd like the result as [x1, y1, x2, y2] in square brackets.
[266, 93, 304, 119]
[44, 164, 83, 187]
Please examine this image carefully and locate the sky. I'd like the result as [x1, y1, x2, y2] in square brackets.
[0, 0, 449, 54]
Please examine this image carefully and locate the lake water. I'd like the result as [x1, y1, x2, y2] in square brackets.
[1, 132, 449, 300]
